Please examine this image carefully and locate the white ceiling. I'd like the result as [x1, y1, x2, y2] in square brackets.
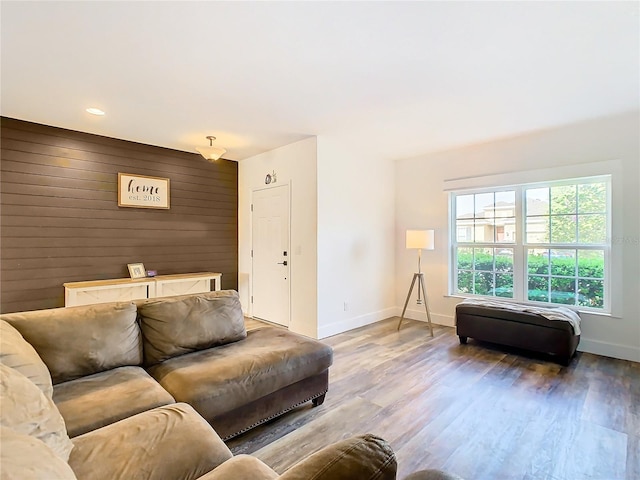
[1, 1, 638, 161]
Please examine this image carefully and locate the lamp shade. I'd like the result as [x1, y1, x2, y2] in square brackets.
[406, 229, 434, 250]
[197, 136, 226, 162]
[196, 146, 226, 162]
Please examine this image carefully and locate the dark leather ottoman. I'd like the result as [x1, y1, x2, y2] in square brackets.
[455, 302, 580, 365]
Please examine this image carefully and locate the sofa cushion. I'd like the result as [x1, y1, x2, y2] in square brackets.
[69, 403, 233, 480]
[0, 364, 74, 462]
[53, 366, 176, 437]
[138, 290, 247, 366]
[2, 302, 142, 384]
[148, 327, 333, 421]
[0, 427, 77, 480]
[0, 319, 53, 398]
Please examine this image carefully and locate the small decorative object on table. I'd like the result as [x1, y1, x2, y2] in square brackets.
[127, 263, 146, 279]
[146, 270, 157, 277]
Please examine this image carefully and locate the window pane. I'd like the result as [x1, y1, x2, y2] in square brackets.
[495, 217, 516, 243]
[578, 183, 606, 213]
[526, 188, 548, 216]
[578, 279, 604, 308]
[495, 249, 513, 272]
[456, 224, 473, 242]
[474, 272, 494, 295]
[456, 195, 474, 219]
[578, 214, 606, 244]
[457, 270, 473, 294]
[578, 250, 604, 279]
[474, 219, 495, 243]
[495, 191, 516, 221]
[473, 221, 485, 243]
[495, 274, 513, 298]
[475, 193, 494, 218]
[494, 224, 504, 243]
[550, 249, 576, 276]
[526, 216, 549, 243]
[495, 191, 515, 208]
[550, 277, 576, 305]
[473, 248, 493, 271]
[551, 185, 576, 215]
[528, 276, 548, 302]
[528, 249, 549, 274]
[550, 215, 576, 243]
[457, 247, 473, 269]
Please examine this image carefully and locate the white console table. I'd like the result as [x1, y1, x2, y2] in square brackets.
[64, 272, 222, 307]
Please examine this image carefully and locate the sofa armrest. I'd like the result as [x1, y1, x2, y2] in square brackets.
[279, 434, 397, 480]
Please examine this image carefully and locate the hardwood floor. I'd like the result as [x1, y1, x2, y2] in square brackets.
[229, 317, 640, 480]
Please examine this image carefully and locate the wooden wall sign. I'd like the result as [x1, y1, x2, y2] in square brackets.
[118, 173, 170, 209]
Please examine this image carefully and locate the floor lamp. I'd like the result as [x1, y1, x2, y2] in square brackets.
[397, 229, 434, 336]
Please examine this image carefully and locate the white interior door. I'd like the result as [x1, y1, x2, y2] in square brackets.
[252, 185, 290, 326]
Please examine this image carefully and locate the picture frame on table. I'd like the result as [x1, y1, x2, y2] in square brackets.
[127, 263, 147, 279]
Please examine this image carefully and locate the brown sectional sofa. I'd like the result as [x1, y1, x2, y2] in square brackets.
[2, 290, 332, 440]
[0, 290, 406, 479]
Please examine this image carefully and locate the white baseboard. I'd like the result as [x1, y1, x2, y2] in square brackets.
[578, 339, 640, 363]
[398, 306, 455, 328]
[320, 305, 639, 363]
[318, 307, 398, 339]
[399, 307, 640, 363]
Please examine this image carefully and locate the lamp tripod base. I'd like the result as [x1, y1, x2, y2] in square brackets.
[397, 272, 434, 336]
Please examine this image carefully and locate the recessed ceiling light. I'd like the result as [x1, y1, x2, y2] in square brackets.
[86, 107, 105, 116]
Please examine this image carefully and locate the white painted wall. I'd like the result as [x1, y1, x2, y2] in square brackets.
[316, 136, 396, 338]
[395, 111, 640, 362]
[238, 137, 318, 338]
[239, 133, 396, 340]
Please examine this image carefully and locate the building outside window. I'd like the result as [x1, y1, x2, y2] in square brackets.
[451, 176, 610, 311]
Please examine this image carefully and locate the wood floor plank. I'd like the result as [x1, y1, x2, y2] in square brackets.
[252, 396, 385, 474]
[230, 317, 638, 480]
[549, 421, 627, 480]
[627, 432, 640, 480]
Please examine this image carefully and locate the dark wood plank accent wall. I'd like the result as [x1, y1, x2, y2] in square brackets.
[1, 117, 238, 313]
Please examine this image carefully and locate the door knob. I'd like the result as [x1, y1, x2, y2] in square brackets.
[277, 261, 288, 266]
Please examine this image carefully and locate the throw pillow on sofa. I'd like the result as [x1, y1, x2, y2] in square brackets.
[0, 364, 74, 461]
[0, 319, 53, 398]
[1, 302, 141, 384]
[138, 290, 247, 365]
[0, 427, 77, 480]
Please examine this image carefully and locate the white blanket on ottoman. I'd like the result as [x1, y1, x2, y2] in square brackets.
[460, 298, 581, 335]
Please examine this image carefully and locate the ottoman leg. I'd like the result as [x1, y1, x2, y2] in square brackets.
[561, 354, 574, 366]
[312, 394, 326, 407]
[458, 336, 467, 344]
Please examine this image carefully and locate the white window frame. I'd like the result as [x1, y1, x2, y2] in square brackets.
[449, 175, 612, 313]
[451, 186, 519, 299]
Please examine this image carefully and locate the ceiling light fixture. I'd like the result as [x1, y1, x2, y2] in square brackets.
[196, 136, 226, 162]
[86, 107, 105, 116]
